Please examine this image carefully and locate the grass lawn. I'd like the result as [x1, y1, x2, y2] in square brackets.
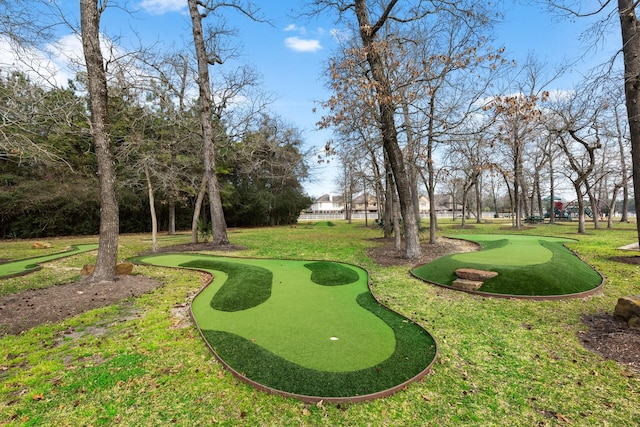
[0, 244, 99, 279]
[0, 221, 639, 425]
[411, 234, 603, 297]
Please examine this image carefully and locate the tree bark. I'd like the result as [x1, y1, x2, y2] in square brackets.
[384, 154, 394, 238]
[549, 149, 556, 223]
[144, 165, 158, 253]
[191, 174, 208, 244]
[187, 0, 229, 246]
[573, 181, 587, 234]
[618, 0, 640, 243]
[475, 173, 483, 224]
[353, 0, 420, 258]
[614, 100, 630, 222]
[426, 94, 438, 243]
[513, 133, 523, 228]
[80, 0, 118, 282]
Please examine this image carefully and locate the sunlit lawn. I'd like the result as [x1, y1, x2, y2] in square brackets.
[0, 219, 639, 426]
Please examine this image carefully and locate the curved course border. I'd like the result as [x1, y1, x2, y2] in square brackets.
[410, 235, 604, 301]
[130, 254, 438, 403]
[0, 244, 99, 280]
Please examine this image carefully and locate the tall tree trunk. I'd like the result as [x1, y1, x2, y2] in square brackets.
[80, 0, 118, 283]
[573, 181, 586, 234]
[354, 0, 420, 259]
[615, 102, 630, 222]
[144, 165, 158, 253]
[460, 184, 469, 228]
[368, 147, 385, 229]
[608, 184, 622, 228]
[618, 0, 640, 243]
[586, 182, 601, 229]
[187, 0, 229, 246]
[401, 97, 421, 224]
[535, 172, 543, 218]
[427, 94, 438, 243]
[513, 136, 523, 228]
[549, 152, 556, 224]
[475, 174, 483, 224]
[191, 174, 207, 244]
[384, 155, 394, 238]
[391, 176, 401, 251]
[168, 199, 176, 235]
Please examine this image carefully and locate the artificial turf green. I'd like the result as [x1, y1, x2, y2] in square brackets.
[304, 261, 360, 286]
[203, 292, 436, 398]
[180, 260, 272, 312]
[411, 234, 603, 296]
[0, 244, 99, 279]
[130, 253, 436, 398]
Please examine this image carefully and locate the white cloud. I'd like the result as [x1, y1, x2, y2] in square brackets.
[284, 37, 322, 53]
[0, 31, 144, 90]
[139, 0, 186, 15]
[284, 24, 306, 34]
[0, 36, 71, 87]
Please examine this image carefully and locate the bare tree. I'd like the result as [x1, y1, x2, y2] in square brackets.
[312, 0, 427, 258]
[543, 0, 640, 243]
[187, 0, 262, 246]
[80, 0, 119, 282]
[549, 92, 604, 234]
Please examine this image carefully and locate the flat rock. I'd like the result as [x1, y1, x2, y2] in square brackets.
[32, 241, 52, 249]
[455, 268, 498, 281]
[451, 278, 483, 291]
[81, 262, 134, 276]
[614, 296, 640, 321]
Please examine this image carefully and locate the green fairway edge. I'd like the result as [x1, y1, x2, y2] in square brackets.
[130, 253, 438, 403]
[195, 292, 437, 403]
[0, 244, 99, 279]
[410, 235, 604, 300]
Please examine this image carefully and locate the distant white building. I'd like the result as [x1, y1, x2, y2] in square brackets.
[309, 194, 345, 214]
[308, 192, 450, 217]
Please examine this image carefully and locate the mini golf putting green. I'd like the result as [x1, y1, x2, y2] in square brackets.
[411, 234, 603, 298]
[130, 253, 437, 402]
[0, 244, 99, 279]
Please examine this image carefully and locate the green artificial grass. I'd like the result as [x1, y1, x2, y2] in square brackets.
[305, 261, 360, 286]
[0, 243, 98, 279]
[131, 253, 436, 398]
[411, 234, 603, 296]
[312, 221, 337, 227]
[203, 292, 435, 398]
[180, 260, 273, 312]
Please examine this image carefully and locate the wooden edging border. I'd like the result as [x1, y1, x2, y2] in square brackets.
[133, 252, 438, 404]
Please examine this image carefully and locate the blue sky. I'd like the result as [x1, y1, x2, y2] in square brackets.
[3, 1, 621, 197]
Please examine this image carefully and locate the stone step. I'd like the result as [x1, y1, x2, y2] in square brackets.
[451, 278, 483, 291]
[614, 296, 640, 328]
[455, 268, 498, 281]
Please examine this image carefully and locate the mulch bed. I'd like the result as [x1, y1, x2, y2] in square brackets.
[0, 275, 161, 335]
[579, 313, 640, 372]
